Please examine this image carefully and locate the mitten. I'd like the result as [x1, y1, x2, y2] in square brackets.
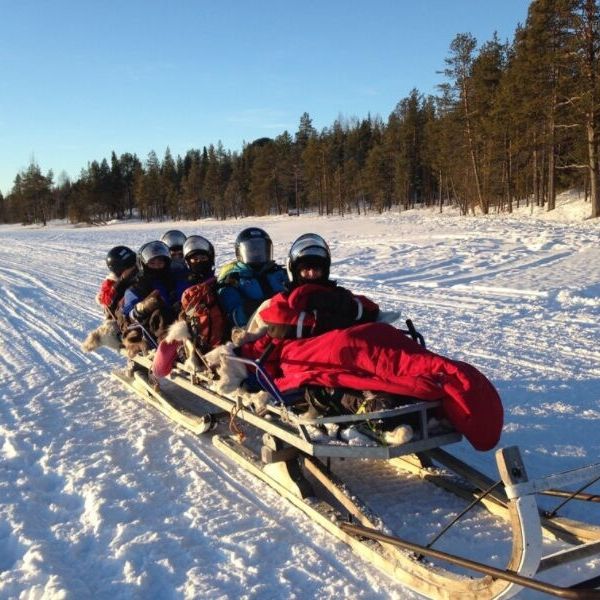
[134, 290, 162, 319]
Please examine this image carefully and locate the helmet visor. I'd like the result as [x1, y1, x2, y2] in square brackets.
[289, 235, 329, 263]
[161, 230, 187, 249]
[184, 236, 213, 260]
[140, 241, 171, 264]
[238, 238, 271, 265]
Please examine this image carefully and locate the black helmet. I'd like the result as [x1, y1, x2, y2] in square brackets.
[138, 240, 171, 271]
[160, 230, 187, 253]
[287, 233, 331, 283]
[183, 235, 215, 277]
[106, 245, 136, 276]
[235, 227, 273, 267]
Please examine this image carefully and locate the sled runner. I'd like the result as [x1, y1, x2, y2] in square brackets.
[112, 351, 600, 599]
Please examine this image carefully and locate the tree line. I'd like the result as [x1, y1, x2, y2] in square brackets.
[1, 0, 599, 225]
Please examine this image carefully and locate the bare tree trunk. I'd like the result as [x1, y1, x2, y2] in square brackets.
[507, 137, 513, 214]
[547, 88, 557, 211]
[532, 133, 539, 208]
[462, 89, 486, 214]
[588, 120, 600, 217]
[582, 0, 600, 218]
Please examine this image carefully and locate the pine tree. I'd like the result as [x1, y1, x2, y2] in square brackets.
[248, 139, 277, 215]
[274, 131, 297, 214]
[181, 154, 202, 220]
[572, 0, 600, 217]
[16, 160, 54, 225]
[136, 151, 162, 221]
[301, 137, 326, 214]
[202, 145, 222, 218]
[109, 151, 126, 218]
[118, 153, 141, 218]
[161, 147, 180, 220]
[223, 164, 244, 218]
[442, 33, 487, 213]
[364, 142, 394, 212]
[516, 0, 578, 210]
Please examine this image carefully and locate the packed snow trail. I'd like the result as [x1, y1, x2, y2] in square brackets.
[0, 206, 599, 598]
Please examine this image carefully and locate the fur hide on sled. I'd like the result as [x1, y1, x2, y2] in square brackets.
[81, 320, 122, 352]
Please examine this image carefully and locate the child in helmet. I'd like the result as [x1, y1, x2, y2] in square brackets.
[206, 234, 503, 451]
[96, 245, 138, 318]
[152, 235, 226, 377]
[81, 245, 139, 353]
[213, 234, 404, 436]
[121, 240, 192, 355]
[258, 233, 380, 339]
[214, 233, 379, 385]
[161, 229, 187, 272]
[217, 227, 288, 331]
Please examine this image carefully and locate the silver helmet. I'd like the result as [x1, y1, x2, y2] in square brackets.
[235, 227, 273, 267]
[138, 240, 171, 271]
[183, 235, 215, 264]
[160, 230, 187, 253]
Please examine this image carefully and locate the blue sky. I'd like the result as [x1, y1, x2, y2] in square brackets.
[0, 0, 530, 196]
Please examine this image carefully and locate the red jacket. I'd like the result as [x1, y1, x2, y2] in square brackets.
[240, 321, 503, 452]
[259, 282, 380, 339]
[96, 276, 118, 308]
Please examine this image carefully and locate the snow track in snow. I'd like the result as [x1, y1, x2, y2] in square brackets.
[0, 211, 598, 598]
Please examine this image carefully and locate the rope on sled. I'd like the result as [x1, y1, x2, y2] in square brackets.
[229, 404, 246, 443]
[545, 472, 600, 518]
[419, 479, 503, 558]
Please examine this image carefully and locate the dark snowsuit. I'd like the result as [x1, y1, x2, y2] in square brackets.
[121, 267, 191, 353]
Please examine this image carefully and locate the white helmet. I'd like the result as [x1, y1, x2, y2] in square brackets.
[160, 230, 187, 253]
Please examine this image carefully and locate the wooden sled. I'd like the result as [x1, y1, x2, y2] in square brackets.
[111, 351, 600, 599]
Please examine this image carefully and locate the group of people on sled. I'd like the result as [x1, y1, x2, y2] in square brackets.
[86, 227, 288, 356]
[83, 227, 504, 452]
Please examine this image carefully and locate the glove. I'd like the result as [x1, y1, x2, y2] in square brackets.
[307, 287, 358, 320]
[134, 291, 161, 319]
[310, 288, 359, 335]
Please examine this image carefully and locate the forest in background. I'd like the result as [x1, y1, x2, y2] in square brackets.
[2, 0, 599, 225]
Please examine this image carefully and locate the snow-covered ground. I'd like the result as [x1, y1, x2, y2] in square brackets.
[1, 194, 599, 599]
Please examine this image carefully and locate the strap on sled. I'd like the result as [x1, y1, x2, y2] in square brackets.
[125, 321, 159, 349]
[400, 319, 426, 348]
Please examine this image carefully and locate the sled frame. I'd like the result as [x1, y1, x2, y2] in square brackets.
[126, 351, 463, 459]
[111, 352, 600, 598]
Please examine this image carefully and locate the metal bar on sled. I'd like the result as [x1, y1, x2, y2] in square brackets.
[396, 448, 600, 545]
[128, 352, 463, 459]
[339, 521, 600, 600]
[505, 464, 600, 501]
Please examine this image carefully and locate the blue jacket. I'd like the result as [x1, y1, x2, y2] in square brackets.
[123, 269, 191, 319]
[217, 260, 288, 328]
